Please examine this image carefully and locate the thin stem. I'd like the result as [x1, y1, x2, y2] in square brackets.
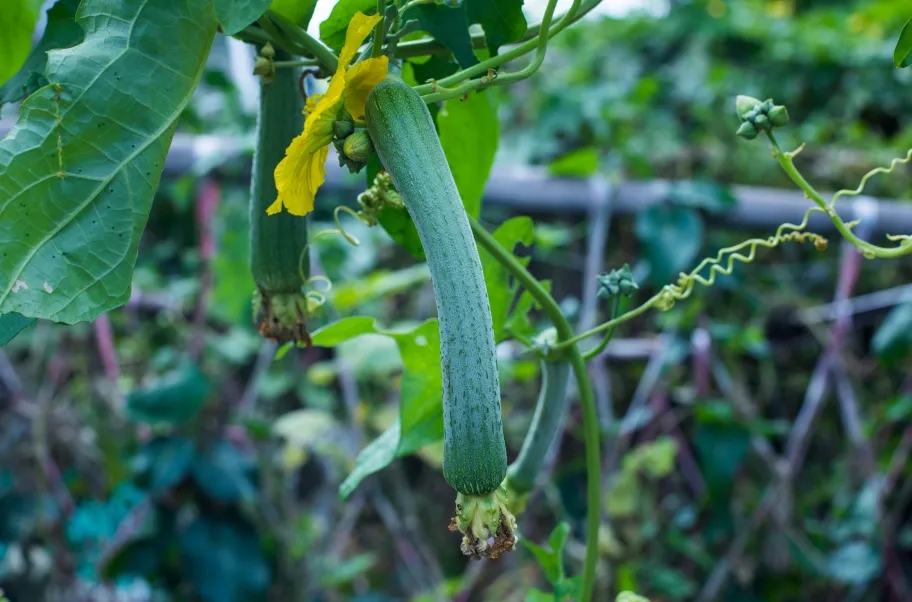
[766, 132, 912, 258]
[468, 217, 600, 602]
[581, 296, 624, 361]
[264, 10, 339, 74]
[553, 292, 664, 354]
[414, 0, 580, 99]
[372, 0, 389, 58]
[273, 59, 319, 68]
[233, 25, 276, 46]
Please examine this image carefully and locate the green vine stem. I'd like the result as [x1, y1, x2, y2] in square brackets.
[416, 0, 581, 103]
[468, 217, 600, 602]
[581, 295, 625, 362]
[766, 132, 912, 258]
[273, 58, 320, 68]
[550, 210, 829, 353]
[262, 10, 339, 74]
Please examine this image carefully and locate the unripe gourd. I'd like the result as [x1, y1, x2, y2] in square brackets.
[249, 51, 311, 344]
[364, 76, 516, 558]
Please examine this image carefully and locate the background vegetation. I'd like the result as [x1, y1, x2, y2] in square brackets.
[1, 0, 911, 600]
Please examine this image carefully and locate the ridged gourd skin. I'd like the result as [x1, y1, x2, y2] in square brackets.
[365, 77, 507, 496]
[249, 51, 309, 295]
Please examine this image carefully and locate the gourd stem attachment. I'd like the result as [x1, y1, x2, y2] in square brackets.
[449, 487, 518, 560]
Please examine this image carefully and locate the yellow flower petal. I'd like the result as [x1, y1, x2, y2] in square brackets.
[272, 136, 330, 216]
[339, 12, 383, 69]
[269, 11, 384, 216]
[343, 56, 389, 121]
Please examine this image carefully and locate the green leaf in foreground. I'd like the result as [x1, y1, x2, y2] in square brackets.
[0, 312, 36, 346]
[310, 317, 443, 499]
[268, 0, 319, 28]
[467, 0, 528, 56]
[0, 0, 44, 89]
[0, 0, 218, 324]
[410, 2, 479, 69]
[215, 0, 272, 35]
[0, 0, 83, 107]
[895, 18, 912, 68]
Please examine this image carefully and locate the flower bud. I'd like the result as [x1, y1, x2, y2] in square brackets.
[735, 95, 762, 121]
[768, 105, 789, 127]
[736, 121, 758, 140]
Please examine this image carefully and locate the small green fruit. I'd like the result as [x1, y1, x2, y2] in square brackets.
[343, 130, 374, 163]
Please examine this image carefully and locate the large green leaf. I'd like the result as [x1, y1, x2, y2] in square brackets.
[319, 0, 376, 52]
[0, 0, 83, 107]
[408, 0, 528, 66]
[895, 18, 912, 68]
[409, 2, 479, 68]
[478, 217, 534, 342]
[215, 0, 272, 35]
[309, 317, 443, 499]
[467, 0, 528, 55]
[0, 312, 36, 346]
[269, 0, 319, 27]
[0, 0, 44, 89]
[0, 0, 218, 325]
[438, 91, 499, 218]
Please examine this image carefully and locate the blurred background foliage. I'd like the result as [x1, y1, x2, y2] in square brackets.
[1, 0, 912, 601]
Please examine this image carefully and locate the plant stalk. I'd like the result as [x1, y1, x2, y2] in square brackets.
[469, 217, 600, 602]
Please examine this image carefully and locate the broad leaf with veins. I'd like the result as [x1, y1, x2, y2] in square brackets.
[0, 0, 217, 324]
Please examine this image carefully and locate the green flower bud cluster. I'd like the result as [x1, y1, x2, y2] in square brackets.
[333, 112, 375, 173]
[597, 264, 638, 300]
[735, 95, 789, 140]
[253, 43, 276, 83]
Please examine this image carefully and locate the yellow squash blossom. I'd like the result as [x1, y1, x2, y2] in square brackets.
[268, 12, 389, 216]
